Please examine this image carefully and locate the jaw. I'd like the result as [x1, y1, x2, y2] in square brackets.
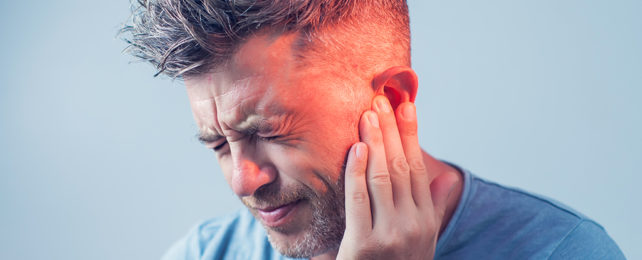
[255, 194, 345, 258]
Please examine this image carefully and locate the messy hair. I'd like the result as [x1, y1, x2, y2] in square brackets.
[121, 0, 410, 78]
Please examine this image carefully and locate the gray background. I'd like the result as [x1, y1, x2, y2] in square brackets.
[1, 0, 640, 259]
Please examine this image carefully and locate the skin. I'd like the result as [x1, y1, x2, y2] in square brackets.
[184, 31, 463, 259]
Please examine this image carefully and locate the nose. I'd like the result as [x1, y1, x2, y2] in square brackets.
[230, 155, 277, 197]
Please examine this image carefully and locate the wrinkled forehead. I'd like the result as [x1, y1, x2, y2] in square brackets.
[184, 32, 308, 132]
[185, 73, 292, 133]
[186, 31, 302, 100]
[184, 29, 360, 136]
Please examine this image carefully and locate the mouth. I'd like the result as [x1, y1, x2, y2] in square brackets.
[256, 199, 303, 228]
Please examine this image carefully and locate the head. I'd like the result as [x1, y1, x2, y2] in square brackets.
[123, 0, 416, 257]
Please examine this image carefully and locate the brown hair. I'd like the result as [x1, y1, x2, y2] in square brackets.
[121, 0, 410, 78]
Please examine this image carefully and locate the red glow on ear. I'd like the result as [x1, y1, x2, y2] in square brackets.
[372, 66, 418, 106]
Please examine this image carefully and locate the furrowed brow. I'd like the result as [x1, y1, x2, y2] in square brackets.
[232, 115, 280, 136]
[195, 111, 288, 145]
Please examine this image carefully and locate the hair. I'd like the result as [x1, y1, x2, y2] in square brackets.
[121, 0, 410, 78]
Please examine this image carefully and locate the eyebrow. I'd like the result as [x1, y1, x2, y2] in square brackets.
[197, 132, 224, 145]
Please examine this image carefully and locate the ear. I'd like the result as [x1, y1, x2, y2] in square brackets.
[372, 66, 418, 110]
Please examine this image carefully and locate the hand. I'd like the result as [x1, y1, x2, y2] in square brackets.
[337, 96, 457, 259]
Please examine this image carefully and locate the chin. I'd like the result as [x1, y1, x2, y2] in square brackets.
[266, 228, 341, 258]
[261, 200, 346, 258]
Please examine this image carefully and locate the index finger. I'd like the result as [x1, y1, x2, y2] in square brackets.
[344, 142, 372, 235]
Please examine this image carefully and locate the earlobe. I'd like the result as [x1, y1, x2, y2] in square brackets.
[372, 66, 418, 110]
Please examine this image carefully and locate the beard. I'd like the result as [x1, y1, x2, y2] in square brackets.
[242, 170, 346, 258]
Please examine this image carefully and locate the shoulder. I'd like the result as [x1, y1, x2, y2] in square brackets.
[471, 176, 624, 258]
[549, 219, 626, 259]
[161, 209, 291, 260]
[436, 164, 624, 259]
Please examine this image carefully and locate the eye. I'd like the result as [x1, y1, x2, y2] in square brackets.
[257, 135, 281, 142]
[212, 141, 228, 151]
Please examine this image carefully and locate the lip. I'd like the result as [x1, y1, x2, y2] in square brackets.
[256, 200, 302, 227]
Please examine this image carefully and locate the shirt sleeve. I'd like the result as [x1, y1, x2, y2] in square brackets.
[159, 219, 224, 260]
[549, 220, 626, 259]
[159, 211, 260, 260]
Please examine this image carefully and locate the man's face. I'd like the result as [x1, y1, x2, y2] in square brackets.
[185, 32, 373, 257]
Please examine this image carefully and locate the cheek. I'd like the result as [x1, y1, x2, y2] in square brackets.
[315, 112, 361, 160]
[268, 147, 310, 176]
[268, 146, 337, 193]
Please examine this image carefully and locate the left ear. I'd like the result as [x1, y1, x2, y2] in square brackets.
[372, 66, 418, 110]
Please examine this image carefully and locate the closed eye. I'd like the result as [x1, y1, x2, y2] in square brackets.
[212, 135, 278, 151]
[212, 135, 284, 153]
[257, 135, 281, 142]
[212, 141, 228, 151]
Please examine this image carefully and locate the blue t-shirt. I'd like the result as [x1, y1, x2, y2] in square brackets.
[162, 165, 625, 259]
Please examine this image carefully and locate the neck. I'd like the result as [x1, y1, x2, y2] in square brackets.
[311, 151, 464, 260]
[422, 150, 464, 235]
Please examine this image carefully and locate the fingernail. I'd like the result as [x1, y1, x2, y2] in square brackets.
[402, 103, 416, 121]
[355, 143, 366, 160]
[367, 112, 379, 128]
[376, 97, 391, 113]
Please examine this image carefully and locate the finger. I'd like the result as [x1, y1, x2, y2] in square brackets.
[372, 96, 413, 208]
[396, 102, 433, 209]
[344, 142, 372, 235]
[359, 110, 395, 223]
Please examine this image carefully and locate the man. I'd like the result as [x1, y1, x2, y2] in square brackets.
[122, 0, 624, 259]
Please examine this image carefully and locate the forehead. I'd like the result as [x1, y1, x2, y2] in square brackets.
[232, 32, 303, 79]
[187, 31, 314, 96]
[184, 32, 329, 134]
